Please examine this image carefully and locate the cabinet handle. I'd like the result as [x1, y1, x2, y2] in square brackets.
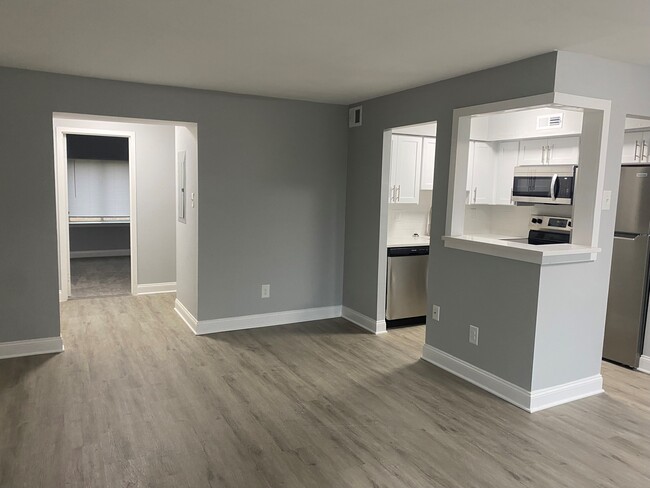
[390, 185, 394, 202]
[541, 145, 546, 164]
[635, 141, 640, 160]
[643, 140, 648, 161]
[473, 187, 477, 203]
[397, 185, 401, 202]
[546, 145, 551, 164]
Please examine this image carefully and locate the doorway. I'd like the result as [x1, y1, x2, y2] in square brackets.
[55, 127, 137, 300]
[67, 134, 133, 298]
[379, 121, 437, 335]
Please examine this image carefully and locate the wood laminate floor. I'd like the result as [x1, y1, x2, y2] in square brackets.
[70, 256, 131, 298]
[0, 294, 649, 487]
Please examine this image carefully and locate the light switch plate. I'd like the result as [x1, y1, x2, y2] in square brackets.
[261, 284, 270, 298]
[602, 190, 612, 210]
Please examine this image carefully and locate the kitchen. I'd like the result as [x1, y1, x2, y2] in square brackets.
[384, 106, 586, 329]
[385, 97, 650, 375]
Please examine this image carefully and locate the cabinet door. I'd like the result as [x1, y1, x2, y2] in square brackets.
[421, 137, 436, 190]
[622, 132, 642, 164]
[547, 136, 580, 165]
[466, 141, 475, 203]
[494, 141, 519, 205]
[392, 135, 422, 204]
[388, 136, 399, 202]
[518, 138, 545, 165]
[642, 132, 650, 162]
[471, 142, 496, 204]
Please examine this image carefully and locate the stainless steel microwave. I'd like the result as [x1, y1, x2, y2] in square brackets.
[512, 164, 577, 205]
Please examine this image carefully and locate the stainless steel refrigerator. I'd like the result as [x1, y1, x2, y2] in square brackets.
[603, 165, 650, 367]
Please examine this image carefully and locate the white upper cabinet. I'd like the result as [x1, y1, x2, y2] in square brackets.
[518, 136, 580, 165]
[622, 131, 650, 164]
[421, 137, 436, 190]
[547, 136, 580, 165]
[467, 142, 496, 204]
[494, 141, 519, 205]
[389, 134, 422, 204]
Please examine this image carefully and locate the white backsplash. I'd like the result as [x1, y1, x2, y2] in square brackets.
[464, 204, 574, 237]
[388, 190, 433, 241]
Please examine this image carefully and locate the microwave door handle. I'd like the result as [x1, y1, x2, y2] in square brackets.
[550, 174, 558, 200]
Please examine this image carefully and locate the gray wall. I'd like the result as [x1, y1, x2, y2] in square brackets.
[342, 53, 558, 389]
[175, 125, 199, 317]
[0, 67, 347, 342]
[551, 52, 650, 367]
[69, 225, 130, 252]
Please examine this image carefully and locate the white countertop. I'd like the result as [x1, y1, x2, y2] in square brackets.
[442, 234, 600, 265]
[387, 235, 430, 248]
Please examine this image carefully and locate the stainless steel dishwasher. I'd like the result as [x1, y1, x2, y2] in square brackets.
[386, 246, 428, 326]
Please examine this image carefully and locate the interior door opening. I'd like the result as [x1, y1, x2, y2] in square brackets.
[379, 121, 437, 339]
[66, 134, 132, 298]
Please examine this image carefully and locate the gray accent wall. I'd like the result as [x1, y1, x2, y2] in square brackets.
[551, 52, 650, 370]
[343, 53, 558, 389]
[0, 67, 347, 343]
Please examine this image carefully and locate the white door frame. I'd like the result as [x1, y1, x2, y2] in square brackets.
[54, 126, 137, 301]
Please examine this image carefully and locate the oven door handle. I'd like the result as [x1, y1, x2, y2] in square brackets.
[550, 174, 558, 201]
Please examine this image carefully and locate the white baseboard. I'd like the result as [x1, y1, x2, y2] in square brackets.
[195, 305, 342, 335]
[70, 249, 131, 259]
[341, 306, 387, 334]
[174, 299, 199, 335]
[421, 344, 603, 413]
[59, 289, 66, 302]
[136, 282, 176, 295]
[0, 336, 64, 360]
[529, 375, 603, 412]
[638, 355, 650, 374]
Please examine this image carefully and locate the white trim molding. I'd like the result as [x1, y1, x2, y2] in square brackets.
[196, 306, 342, 335]
[421, 344, 603, 413]
[136, 282, 177, 295]
[70, 249, 131, 259]
[638, 355, 650, 374]
[342, 306, 387, 334]
[174, 299, 199, 334]
[0, 336, 64, 360]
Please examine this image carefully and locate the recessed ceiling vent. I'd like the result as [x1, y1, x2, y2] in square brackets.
[537, 113, 563, 130]
[349, 106, 362, 128]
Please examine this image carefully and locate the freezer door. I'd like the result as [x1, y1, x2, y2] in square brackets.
[615, 166, 650, 234]
[386, 255, 428, 321]
[603, 234, 649, 367]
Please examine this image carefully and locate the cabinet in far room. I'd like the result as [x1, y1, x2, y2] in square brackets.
[389, 134, 422, 204]
[518, 136, 580, 165]
[622, 131, 650, 163]
[389, 134, 436, 204]
[420, 137, 436, 190]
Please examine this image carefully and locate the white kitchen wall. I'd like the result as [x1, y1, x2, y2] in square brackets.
[387, 189, 432, 241]
[471, 107, 583, 141]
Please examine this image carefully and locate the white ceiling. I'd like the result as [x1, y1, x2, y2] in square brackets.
[1, 0, 649, 104]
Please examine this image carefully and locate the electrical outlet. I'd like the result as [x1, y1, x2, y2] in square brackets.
[469, 325, 479, 345]
[432, 305, 440, 321]
[261, 284, 270, 298]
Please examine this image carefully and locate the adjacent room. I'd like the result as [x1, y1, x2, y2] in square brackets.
[66, 135, 132, 298]
[1, 2, 649, 487]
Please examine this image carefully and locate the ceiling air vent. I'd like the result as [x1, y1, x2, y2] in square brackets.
[537, 113, 563, 130]
[349, 106, 362, 128]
